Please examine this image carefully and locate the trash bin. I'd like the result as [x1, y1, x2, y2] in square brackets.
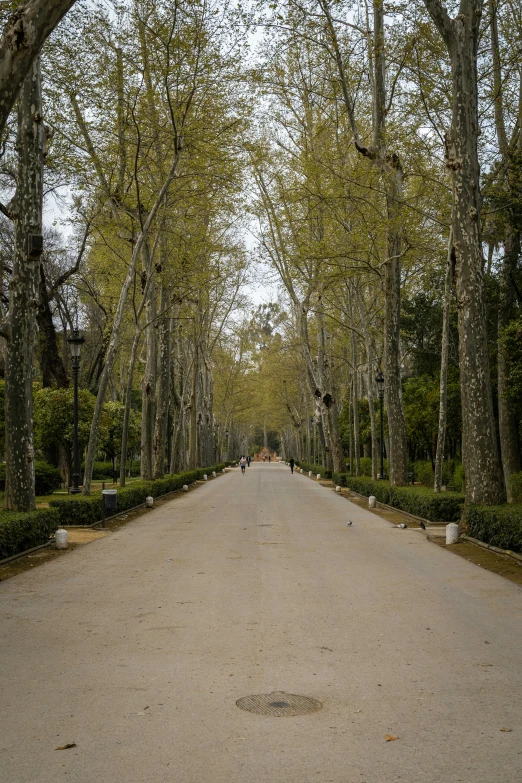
[102, 489, 117, 510]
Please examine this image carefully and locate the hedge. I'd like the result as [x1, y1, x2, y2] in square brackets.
[332, 474, 464, 523]
[49, 464, 228, 526]
[0, 509, 60, 559]
[0, 461, 62, 496]
[297, 462, 333, 480]
[463, 505, 522, 554]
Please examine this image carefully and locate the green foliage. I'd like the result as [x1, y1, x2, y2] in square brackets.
[33, 387, 102, 462]
[0, 461, 62, 495]
[331, 474, 464, 522]
[98, 401, 140, 462]
[463, 505, 522, 554]
[49, 464, 227, 526]
[297, 462, 332, 479]
[0, 509, 60, 559]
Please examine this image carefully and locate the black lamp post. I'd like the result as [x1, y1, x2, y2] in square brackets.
[67, 329, 85, 494]
[225, 429, 229, 460]
[376, 371, 385, 479]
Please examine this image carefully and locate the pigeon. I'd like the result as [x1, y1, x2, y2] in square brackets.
[420, 521, 426, 530]
[395, 523, 408, 529]
[347, 520, 353, 527]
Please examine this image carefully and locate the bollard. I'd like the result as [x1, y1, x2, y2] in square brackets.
[212, 471, 216, 478]
[203, 474, 208, 481]
[317, 474, 321, 480]
[55, 529, 68, 550]
[183, 484, 189, 492]
[368, 495, 376, 509]
[222, 469, 225, 474]
[336, 486, 341, 493]
[446, 523, 459, 545]
[146, 496, 153, 508]
[309, 471, 312, 477]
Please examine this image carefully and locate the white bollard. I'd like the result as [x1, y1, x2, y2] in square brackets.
[183, 484, 189, 492]
[146, 496, 153, 508]
[222, 469, 226, 474]
[212, 471, 216, 478]
[203, 474, 208, 481]
[309, 471, 312, 477]
[317, 473, 321, 480]
[446, 523, 459, 545]
[368, 495, 376, 509]
[336, 486, 341, 493]
[55, 529, 68, 550]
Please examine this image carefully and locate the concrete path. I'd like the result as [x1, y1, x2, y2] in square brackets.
[1, 464, 521, 783]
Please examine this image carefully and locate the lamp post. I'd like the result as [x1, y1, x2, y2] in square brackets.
[225, 429, 229, 460]
[67, 329, 85, 494]
[376, 371, 385, 479]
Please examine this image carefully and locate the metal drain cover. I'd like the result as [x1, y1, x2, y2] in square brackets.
[236, 691, 322, 717]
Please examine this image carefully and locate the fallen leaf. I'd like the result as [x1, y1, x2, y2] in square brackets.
[385, 734, 399, 742]
[55, 743, 77, 750]
[500, 728, 512, 732]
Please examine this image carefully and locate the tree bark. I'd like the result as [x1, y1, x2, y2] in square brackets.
[3, 57, 44, 511]
[153, 284, 172, 479]
[434, 232, 453, 492]
[140, 244, 156, 481]
[37, 261, 69, 388]
[0, 0, 77, 137]
[423, 0, 504, 504]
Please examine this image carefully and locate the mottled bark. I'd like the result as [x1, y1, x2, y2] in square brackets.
[498, 231, 521, 499]
[140, 244, 156, 481]
[356, 288, 378, 480]
[152, 285, 172, 479]
[3, 58, 44, 511]
[0, 0, 76, 137]
[424, 0, 504, 504]
[351, 327, 361, 476]
[37, 262, 69, 388]
[434, 233, 453, 492]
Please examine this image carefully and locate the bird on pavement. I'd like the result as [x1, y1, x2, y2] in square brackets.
[420, 521, 426, 530]
[347, 520, 353, 526]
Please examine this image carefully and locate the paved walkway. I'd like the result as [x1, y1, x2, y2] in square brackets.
[1, 464, 521, 783]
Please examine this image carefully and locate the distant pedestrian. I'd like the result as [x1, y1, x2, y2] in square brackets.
[247, 455, 251, 467]
[240, 455, 246, 474]
[268, 455, 271, 463]
[289, 458, 295, 474]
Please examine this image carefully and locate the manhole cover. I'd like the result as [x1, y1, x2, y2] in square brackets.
[236, 692, 322, 717]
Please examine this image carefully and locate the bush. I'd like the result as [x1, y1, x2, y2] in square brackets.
[0, 461, 62, 495]
[413, 461, 434, 487]
[0, 509, 60, 559]
[463, 505, 522, 553]
[331, 474, 464, 522]
[49, 464, 227, 526]
[297, 462, 333, 479]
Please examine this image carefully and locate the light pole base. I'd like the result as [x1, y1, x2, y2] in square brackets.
[70, 486, 82, 495]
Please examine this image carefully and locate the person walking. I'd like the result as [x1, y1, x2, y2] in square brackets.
[247, 455, 251, 467]
[289, 458, 295, 474]
[240, 455, 247, 474]
[268, 455, 271, 463]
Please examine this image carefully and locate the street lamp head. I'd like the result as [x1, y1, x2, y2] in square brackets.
[375, 370, 384, 398]
[225, 430, 229, 437]
[67, 329, 85, 362]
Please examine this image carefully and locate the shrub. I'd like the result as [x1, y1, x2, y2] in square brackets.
[0, 461, 62, 495]
[463, 505, 522, 553]
[413, 461, 434, 487]
[297, 462, 333, 479]
[49, 464, 227, 526]
[331, 474, 464, 522]
[452, 463, 465, 492]
[0, 509, 60, 559]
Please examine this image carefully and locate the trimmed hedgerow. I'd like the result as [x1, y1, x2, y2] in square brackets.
[297, 462, 333, 480]
[332, 474, 464, 523]
[49, 464, 228, 526]
[0, 461, 62, 495]
[0, 509, 60, 559]
[463, 505, 522, 554]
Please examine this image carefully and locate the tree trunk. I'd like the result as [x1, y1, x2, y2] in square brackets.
[3, 57, 44, 511]
[140, 244, 156, 481]
[356, 289, 378, 479]
[153, 285, 171, 479]
[434, 232, 453, 492]
[37, 261, 69, 388]
[351, 329, 361, 476]
[423, 0, 504, 504]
